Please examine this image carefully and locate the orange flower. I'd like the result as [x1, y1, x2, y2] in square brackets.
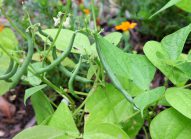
[0, 25, 4, 32]
[115, 21, 137, 31]
[83, 9, 90, 15]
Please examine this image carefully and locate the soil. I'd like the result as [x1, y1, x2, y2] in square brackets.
[0, 86, 35, 139]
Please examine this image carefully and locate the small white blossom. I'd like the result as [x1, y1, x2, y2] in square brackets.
[53, 17, 60, 26]
[63, 16, 71, 28]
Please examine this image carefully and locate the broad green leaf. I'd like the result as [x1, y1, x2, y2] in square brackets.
[151, 0, 191, 18]
[150, 0, 181, 18]
[0, 28, 18, 50]
[31, 91, 54, 124]
[24, 84, 47, 105]
[176, 0, 191, 13]
[37, 29, 90, 55]
[121, 113, 143, 138]
[87, 64, 98, 80]
[85, 84, 143, 138]
[13, 125, 72, 139]
[95, 35, 156, 96]
[32, 51, 75, 68]
[165, 87, 191, 119]
[84, 123, 130, 139]
[150, 108, 191, 139]
[143, 41, 188, 85]
[103, 32, 122, 46]
[161, 24, 191, 60]
[89, 32, 122, 57]
[48, 101, 79, 136]
[0, 54, 12, 95]
[134, 86, 165, 116]
[175, 61, 191, 78]
[0, 81, 11, 95]
[26, 63, 42, 86]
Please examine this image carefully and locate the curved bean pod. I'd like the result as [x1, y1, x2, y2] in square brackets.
[0, 59, 14, 80]
[68, 56, 82, 98]
[35, 32, 76, 74]
[0, 63, 19, 80]
[10, 35, 34, 89]
[94, 34, 134, 105]
[38, 29, 92, 83]
[59, 65, 92, 83]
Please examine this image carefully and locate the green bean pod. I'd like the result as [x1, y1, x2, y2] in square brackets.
[38, 29, 92, 83]
[0, 63, 19, 80]
[10, 35, 34, 89]
[68, 56, 82, 98]
[59, 65, 92, 83]
[38, 26, 54, 42]
[36, 32, 76, 74]
[94, 34, 134, 104]
[0, 59, 14, 79]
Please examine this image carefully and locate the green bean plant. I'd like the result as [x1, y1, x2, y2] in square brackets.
[0, 0, 191, 139]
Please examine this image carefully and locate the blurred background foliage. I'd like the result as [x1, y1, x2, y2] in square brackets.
[1, 0, 191, 40]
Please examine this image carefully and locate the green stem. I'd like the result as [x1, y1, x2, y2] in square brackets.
[44, 0, 71, 61]
[73, 80, 98, 116]
[143, 126, 149, 139]
[91, 0, 97, 32]
[28, 65, 75, 105]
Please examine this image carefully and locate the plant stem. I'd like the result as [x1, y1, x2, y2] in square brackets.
[143, 126, 149, 139]
[73, 80, 98, 116]
[91, 0, 97, 32]
[44, 0, 71, 61]
[28, 66, 75, 105]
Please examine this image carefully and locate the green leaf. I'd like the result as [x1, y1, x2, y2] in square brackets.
[31, 91, 54, 124]
[48, 101, 79, 136]
[150, 0, 181, 18]
[32, 51, 76, 68]
[26, 62, 42, 86]
[87, 64, 98, 80]
[134, 86, 165, 116]
[165, 87, 191, 119]
[37, 29, 90, 55]
[0, 28, 18, 50]
[175, 61, 191, 78]
[150, 108, 191, 139]
[84, 123, 130, 139]
[121, 113, 143, 138]
[85, 84, 143, 138]
[143, 41, 188, 85]
[13, 125, 72, 139]
[90, 32, 122, 57]
[161, 24, 191, 60]
[176, 0, 191, 13]
[0, 81, 11, 95]
[151, 0, 191, 18]
[24, 84, 47, 105]
[95, 35, 156, 96]
[0, 54, 12, 95]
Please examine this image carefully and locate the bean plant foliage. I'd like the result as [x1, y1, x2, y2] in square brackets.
[0, 0, 191, 139]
